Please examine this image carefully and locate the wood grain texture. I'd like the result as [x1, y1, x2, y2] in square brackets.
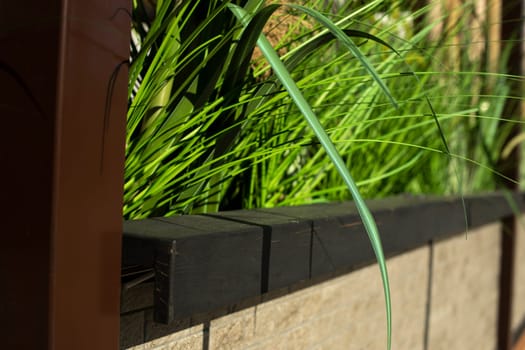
[122, 192, 525, 325]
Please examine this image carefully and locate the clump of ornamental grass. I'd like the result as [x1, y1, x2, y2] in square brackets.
[125, 1, 522, 348]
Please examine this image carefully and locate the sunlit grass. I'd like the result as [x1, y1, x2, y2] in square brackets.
[125, 1, 523, 348]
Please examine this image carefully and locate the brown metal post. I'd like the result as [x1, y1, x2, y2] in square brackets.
[0, 1, 130, 349]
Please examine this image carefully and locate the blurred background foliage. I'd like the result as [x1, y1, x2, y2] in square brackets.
[124, 0, 522, 219]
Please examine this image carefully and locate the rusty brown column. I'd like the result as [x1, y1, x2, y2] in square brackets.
[0, 1, 130, 349]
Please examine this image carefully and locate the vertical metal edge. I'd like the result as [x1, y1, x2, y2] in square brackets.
[48, 1, 131, 349]
[497, 1, 523, 348]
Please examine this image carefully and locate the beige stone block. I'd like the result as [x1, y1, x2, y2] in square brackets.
[247, 244, 429, 349]
[165, 333, 203, 350]
[142, 320, 203, 349]
[388, 245, 429, 350]
[140, 333, 203, 350]
[302, 306, 359, 349]
[429, 223, 501, 350]
[310, 244, 428, 350]
[310, 329, 353, 350]
[209, 307, 256, 349]
[513, 216, 525, 332]
[254, 286, 324, 339]
[316, 247, 425, 345]
[247, 320, 315, 350]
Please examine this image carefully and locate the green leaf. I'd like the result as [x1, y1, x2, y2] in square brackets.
[229, 4, 393, 349]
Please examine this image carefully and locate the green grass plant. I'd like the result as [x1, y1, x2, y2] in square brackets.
[125, 1, 523, 348]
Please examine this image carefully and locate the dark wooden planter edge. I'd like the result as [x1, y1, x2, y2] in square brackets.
[121, 191, 525, 324]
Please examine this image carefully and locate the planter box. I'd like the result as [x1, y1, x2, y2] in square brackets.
[122, 192, 523, 324]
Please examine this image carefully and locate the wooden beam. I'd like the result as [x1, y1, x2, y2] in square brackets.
[0, 1, 130, 349]
[122, 192, 525, 325]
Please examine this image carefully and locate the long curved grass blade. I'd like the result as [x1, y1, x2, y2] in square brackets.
[229, 4, 392, 349]
[284, 29, 399, 73]
[246, 28, 398, 116]
[288, 4, 398, 108]
[424, 94, 469, 236]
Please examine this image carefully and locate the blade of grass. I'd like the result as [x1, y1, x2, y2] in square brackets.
[229, 4, 393, 349]
[288, 4, 398, 108]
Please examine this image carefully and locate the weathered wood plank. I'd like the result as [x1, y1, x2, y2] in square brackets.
[122, 192, 525, 325]
[125, 215, 264, 323]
